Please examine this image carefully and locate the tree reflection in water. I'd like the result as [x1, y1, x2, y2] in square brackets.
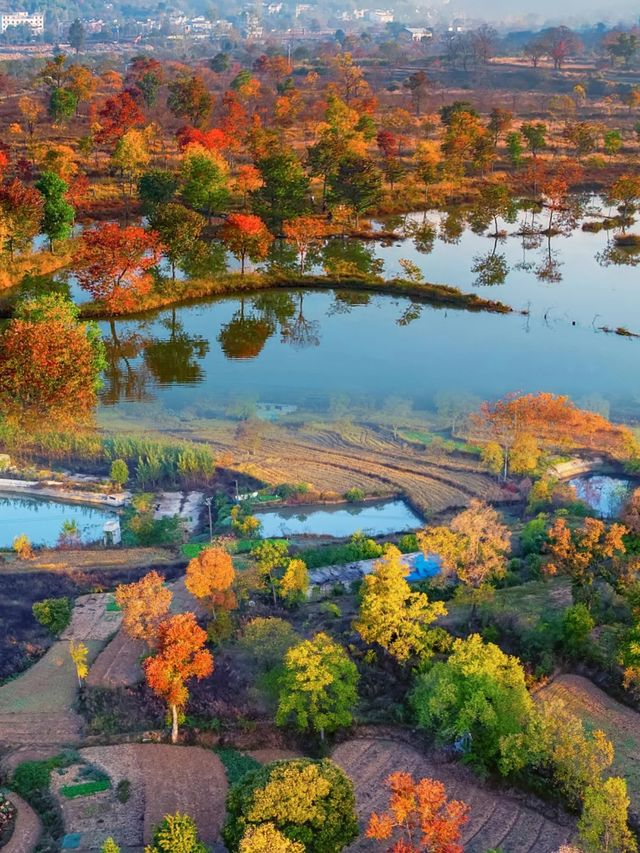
[101, 320, 153, 404]
[144, 308, 210, 384]
[218, 297, 274, 359]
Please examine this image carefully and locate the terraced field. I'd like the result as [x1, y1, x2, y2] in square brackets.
[538, 674, 640, 816]
[205, 422, 506, 516]
[332, 738, 575, 853]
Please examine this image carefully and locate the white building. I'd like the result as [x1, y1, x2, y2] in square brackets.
[405, 26, 433, 41]
[367, 9, 394, 23]
[0, 11, 44, 34]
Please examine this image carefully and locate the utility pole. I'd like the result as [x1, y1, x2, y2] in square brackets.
[204, 496, 213, 541]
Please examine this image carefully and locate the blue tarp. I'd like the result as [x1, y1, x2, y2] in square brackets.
[406, 553, 441, 582]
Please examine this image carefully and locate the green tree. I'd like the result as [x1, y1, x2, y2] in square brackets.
[562, 603, 595, 656]
[251, 149, 310, 230]
[521, 122, 547, 157]
[144, 812, 207, 853]
[48, 88, 78, 123]
[110, 459, 129, 490]
[32, 597, 72, 635]
[578, 777, 637, 853]
[138, 170, 178, 214]
[35, 171, 75, 251]
[181, 148, 228, 220]
[604, 130, 623, 159]
[222, 758, 358, 853]
[354, 545, 447, 662]
[276, 633, 359, 740]
[506, 131, 524, 168]
[167, 74, 213, 127]
[251, 539, 289, 605]
[328, 154, 384, 227]
[149, 203, 206, 280]
[411, 633, 534, 773]
[68, 18, 85, 53]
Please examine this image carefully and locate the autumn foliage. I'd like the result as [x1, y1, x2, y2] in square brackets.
[74, 223, 163, 313]
[470, 393, 637, 466]
[144, 611, 213, 743]
[366, 771, 469, 853]
[185, 545, 237, 617]
[114, 570, 173, 647]
[220, 213, 272, 274]
[0, 295, 103, 425]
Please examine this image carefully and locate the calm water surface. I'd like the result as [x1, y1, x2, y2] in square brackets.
[254, 499, 423, 538]
[0, 495, 115, 548]
[569, 475, 636, 518]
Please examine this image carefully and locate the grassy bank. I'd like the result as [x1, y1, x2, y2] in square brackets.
[78, 271, 514, 319]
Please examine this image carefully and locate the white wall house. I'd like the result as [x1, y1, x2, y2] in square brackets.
[0, 11, 44, 33]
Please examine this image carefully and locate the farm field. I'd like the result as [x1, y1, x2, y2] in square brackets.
[333, 738, 576, 853]
[58, 744, 228, 851]
[538, 674, 640, 815]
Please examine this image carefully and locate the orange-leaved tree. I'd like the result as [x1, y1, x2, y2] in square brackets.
[220, 213, 272, 275]
[185, 545, 237, 620]
[545, 516, 627, 608]
[144, 612, 213, 743]
[114, 570, 173, 648]
[74, 223, 163, 313]
[0, 294, 104, 427]
[469, 393, 637, 477]
[366, 771, 469, 853]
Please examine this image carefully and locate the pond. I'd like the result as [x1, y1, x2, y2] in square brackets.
[253, 499, 423, 538]
[96, 286, 640, 430]
[569, 474, 635, 519]
[0, 495, 117, 549]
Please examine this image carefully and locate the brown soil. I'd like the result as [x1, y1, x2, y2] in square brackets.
[332, 737, 575, 853]
[4, 547, 179, 575]
[76, 744, 228, 849]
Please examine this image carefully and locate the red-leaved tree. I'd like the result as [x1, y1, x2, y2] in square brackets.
[96, 91, 145, 144]
[144, 612, 213, 743]
[220, 213, 272, 274]
[74, 223, 163, 313]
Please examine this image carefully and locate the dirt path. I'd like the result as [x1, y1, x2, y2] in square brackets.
[88, 576, 204, 689]
[3, 794, 42, 853]
[332, 738, 575, 853]
[0, 594, 119, 748]
[71, 744, 227, 850]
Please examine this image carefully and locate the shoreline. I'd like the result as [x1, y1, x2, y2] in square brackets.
[77, 272, 515, 320]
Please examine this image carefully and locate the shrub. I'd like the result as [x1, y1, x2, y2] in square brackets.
[239, 617, 300, 671]
[116, 779, 131, 803]
[562, 604, 595, 657]
[344, 488, 365, 503]
[32, 597, 72, 636]
[216, 749, 261, 786]
[222, 759, 358, 853]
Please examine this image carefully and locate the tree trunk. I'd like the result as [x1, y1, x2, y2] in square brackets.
[171, 704, 179, 744]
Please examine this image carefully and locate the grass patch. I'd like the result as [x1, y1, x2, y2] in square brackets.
[399, 429, 482, 455]
[105, 598, 121, 613]
[215, 748, 261, 786]
[60, 779, 110, 799]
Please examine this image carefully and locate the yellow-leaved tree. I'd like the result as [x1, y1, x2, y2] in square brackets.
[354, 545, 447, 662]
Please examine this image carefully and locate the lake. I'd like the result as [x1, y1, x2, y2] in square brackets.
[0, 495, 117, 548]
[96, 284, 640, 429]
[254, 499, 423, 538]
